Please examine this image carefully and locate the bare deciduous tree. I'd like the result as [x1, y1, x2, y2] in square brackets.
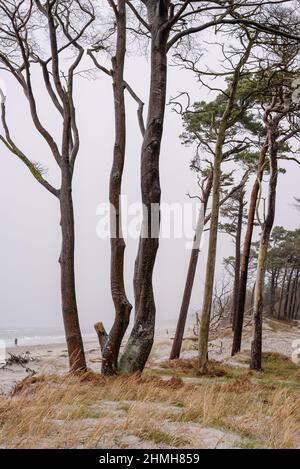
[0, 0, 95, 371]
[119, 0, 300, 373]
[88, 1, 146, 375]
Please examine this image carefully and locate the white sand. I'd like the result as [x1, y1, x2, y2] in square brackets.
[0, 339, 101, 395]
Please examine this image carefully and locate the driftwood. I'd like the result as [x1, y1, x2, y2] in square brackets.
[0, 352, 37, 374]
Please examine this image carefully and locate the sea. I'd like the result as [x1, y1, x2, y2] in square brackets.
[0, 316, 196, 348]
[0, 327, 96, 348]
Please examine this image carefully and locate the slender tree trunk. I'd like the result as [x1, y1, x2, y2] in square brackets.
[295, 299, 300, 320]
[291, 270, 299, 319]
[231, 139, 268, 356]
[60, 163, 86, 372]
[198, 40, 255, 373]
[268, 268, 277, 316]
[231, 190, 244, 330]
[250, 121, 279, 371]
[250, 239, 266, 370]
[119, 5, 169, 374]
[288, 268, 297, 320]
[101, 0, 132, 375]
[198, 132, 224, 372]
[250, 281, 256, 309]
[273, 269, 280, 316]
[284, 266, 294, 319]
[170, 173, 212, 360]
[278, 266, 287, 319]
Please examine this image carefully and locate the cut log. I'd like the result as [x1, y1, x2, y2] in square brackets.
[94, 322, 108, 353]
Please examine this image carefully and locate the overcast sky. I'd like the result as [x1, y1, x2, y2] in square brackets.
[0, 28, 299, 334]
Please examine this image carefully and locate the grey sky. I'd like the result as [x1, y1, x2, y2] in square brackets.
[0, 39, 299, 333]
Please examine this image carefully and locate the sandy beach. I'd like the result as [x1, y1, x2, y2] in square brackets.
[1, 318, 299, 396]
[0, 339, 102, 396]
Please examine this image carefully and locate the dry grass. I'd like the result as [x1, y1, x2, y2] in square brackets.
[0, 353, 299, 449]
[264, 317, 299, 332]
[159, 358, 235, 378]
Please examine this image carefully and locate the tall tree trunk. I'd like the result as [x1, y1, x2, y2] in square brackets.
[250, 239, 266, 371]
[268, 268, 277, 316]
[198, 40, 254, 373]
[60, 163, 86, 372]
[284, 266, 294, 319]
[101, 0, 132, 375]
[273, 269, 280, 316]
[198, 131, 224, 373]
[250, 120, 279, 371]
[170, 173, 212, 360]
[294, 296, 300, 320]
[231, 139, 268, 356]
[291, 270, 299, 319]
[119, 4, 169, 374]
[250, 281, 256, 309]
[278, 266, 287, 319]
[231, 189, 244, 330]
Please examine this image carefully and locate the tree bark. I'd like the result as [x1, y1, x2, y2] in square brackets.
[231, 189, 244, 330]
[198, 133, 224, 373]
[278, 265, 287, 319]
[60, 163, 86, 372]
[291, 270, 299, 319]
[231, 139, 268, 355]
[101, 0, 133, 375]
[119, 3, 169, 374]
[268, 268, 278, 316]
[170, 173, 212, 360]
[283, 266, 294, 319]
[94, 322, 108, 352]
[296, 300, 300, 319]
[250, 119, 279, 371]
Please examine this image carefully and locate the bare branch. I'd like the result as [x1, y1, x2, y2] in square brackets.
[125, 0, 150, 31]
[124, 80, 145, 136]
[0, 100, 59, 197]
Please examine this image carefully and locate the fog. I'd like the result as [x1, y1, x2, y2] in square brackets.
[0, 38, 299, 333]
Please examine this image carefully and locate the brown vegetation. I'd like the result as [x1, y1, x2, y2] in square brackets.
[0, 352, 299, 449]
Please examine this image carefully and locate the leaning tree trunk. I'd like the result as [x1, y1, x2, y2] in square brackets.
[119, 4, 169, 374]
[170, 173, 212, 360]
[250, 122, 278, 371]
[231, 189, 244, 330]
[101, 0, 132, 375]
[60, 162, 86, 372]
[231, 139, 268, 356]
